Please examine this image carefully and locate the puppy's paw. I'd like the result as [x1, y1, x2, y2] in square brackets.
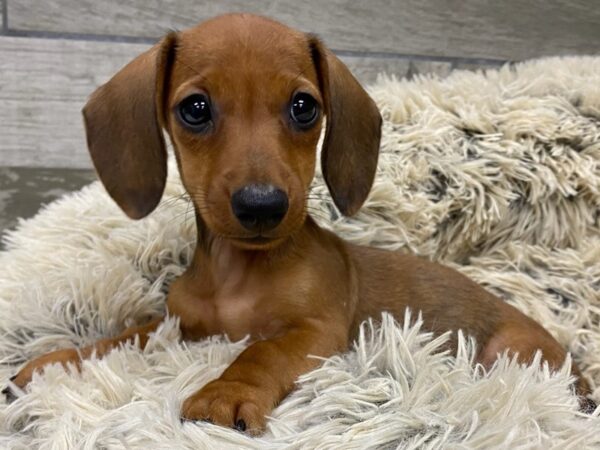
[181, 379, 272, 436]
[1, 375, 18, 403]
[3, 348, 80, 401]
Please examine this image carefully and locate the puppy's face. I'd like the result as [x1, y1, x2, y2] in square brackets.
[83, 14, 381, 251]
[167, 16, 322, 249]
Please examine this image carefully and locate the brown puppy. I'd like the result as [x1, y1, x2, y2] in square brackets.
[5, 13, 593, 435]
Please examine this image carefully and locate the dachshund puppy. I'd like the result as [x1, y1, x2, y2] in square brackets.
[5, 13, 593, 435]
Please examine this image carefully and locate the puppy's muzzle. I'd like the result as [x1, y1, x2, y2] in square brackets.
[231, 184, 289, 233]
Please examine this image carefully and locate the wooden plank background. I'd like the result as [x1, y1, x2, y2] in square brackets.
[7, 0, 600, 61]
[0, 37, 148, 168]
[0, 36, 455, 168]
[2, 0, 6, 32]
[1, 0, 599, 168]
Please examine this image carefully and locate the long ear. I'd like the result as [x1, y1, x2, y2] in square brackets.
[309, 37, 382, 216]
[82, 33, 177, 219]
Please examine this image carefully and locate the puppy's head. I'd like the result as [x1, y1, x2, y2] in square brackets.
[83, 14, 381, 250]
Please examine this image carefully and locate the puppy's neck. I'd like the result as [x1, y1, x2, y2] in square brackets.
[197, 238, 251, 290]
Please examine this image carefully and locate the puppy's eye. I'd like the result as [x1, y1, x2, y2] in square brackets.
[178, 94, 212, 130]
[290, 93, 318, 128]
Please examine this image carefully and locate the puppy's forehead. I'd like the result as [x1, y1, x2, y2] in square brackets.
[175, 14, 316, 83]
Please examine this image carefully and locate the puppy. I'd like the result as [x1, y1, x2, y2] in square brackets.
[5, 13, 593, 435]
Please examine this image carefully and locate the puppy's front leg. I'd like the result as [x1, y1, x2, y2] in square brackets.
[7, 317, 164, 394]
[181, 320, 346, 435]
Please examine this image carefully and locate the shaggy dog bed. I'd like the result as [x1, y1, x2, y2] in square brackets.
[1, 56, 599, 449]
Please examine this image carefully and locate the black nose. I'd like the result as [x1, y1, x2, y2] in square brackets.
[231, 184, 289, 232]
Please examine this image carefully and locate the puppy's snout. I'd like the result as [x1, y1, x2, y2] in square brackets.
[231, 184, 289, 232]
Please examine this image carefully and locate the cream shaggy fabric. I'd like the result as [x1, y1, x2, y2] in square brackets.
[1, 56, 600, 449]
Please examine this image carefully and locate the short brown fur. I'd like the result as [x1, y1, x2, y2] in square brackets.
[7, 14, 593, 435]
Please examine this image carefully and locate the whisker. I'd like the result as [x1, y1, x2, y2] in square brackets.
[158, 196, 190, 208]
[164, 210, 194, 227]
[304, 208, 332, 222]
[184, 198, 193, 227]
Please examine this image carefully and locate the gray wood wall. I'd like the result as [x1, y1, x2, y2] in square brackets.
[1, 0, 599, 169]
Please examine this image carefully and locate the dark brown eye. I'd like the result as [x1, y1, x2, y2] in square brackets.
[290, 93, 318, 128]
[178, 94, 212, 130]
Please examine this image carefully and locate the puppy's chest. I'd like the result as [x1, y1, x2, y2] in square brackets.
[169, 277, 284, 342]
[204, 290, 264, 340]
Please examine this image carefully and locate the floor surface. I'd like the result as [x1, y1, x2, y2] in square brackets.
[0, 167, 95, 248]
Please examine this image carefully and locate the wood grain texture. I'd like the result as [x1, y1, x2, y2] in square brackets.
[0, 36, 456, 169]
[0, 36, 148, 168]
[1, 0, 6, 32]
[7, 0, 600, 60]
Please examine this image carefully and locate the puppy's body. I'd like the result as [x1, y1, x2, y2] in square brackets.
[5, 13, 592, 435]
[173, 215, 584, 382]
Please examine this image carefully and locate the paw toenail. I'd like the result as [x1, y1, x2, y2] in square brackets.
[234, 419, 246, 432]
[2, 387, 17, 404]
[582, 397, 597, 414]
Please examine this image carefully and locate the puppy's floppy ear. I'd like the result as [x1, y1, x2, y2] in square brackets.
[82, 33, 177, 219]
[308, 36, 382, 216]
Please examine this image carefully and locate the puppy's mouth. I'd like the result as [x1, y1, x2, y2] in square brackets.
[239, 235, 274, 244]
[226, 211, 307, 249]
[198, 202, 306, 249]
[229, 235, 286, 250]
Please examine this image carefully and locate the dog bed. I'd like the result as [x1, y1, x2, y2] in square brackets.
[1, 56, 599, 449]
